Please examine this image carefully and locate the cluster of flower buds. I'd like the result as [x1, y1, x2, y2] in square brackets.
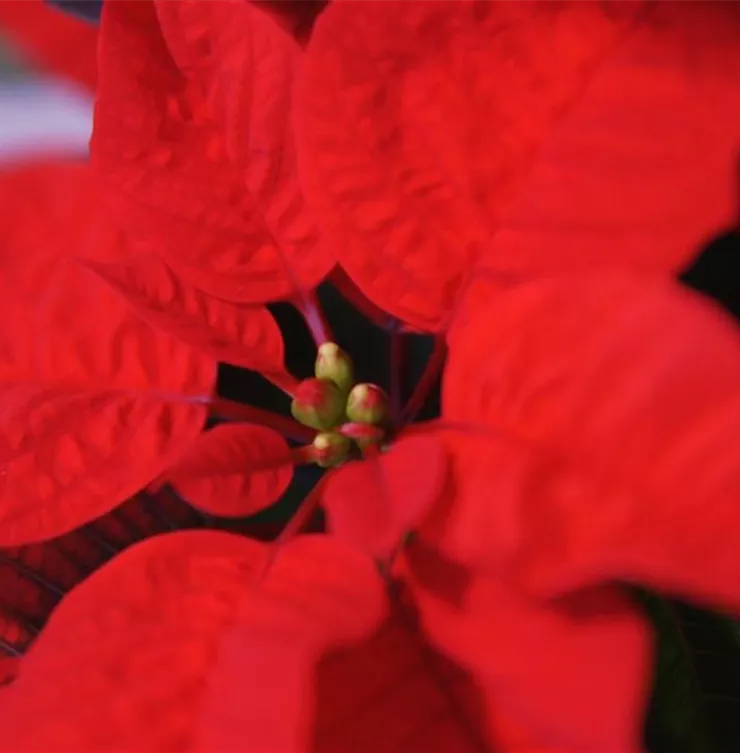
[291, 342, 389, 467]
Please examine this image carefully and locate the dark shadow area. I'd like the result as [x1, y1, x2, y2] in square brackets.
[680, 230, 740, 323]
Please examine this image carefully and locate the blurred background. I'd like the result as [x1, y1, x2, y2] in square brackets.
[0, 2, 91, 165]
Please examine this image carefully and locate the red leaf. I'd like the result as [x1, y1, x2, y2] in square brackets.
[0, 0, 97, 89]
[310, 618, 498, 753]
[198, 536, 500, 752]
[441, 272, 740, 613]
[321, 434, 448, 558]
[0, 529, 588, 751]
[480, 1, 740, 280]
[92, 0, 332, 304]
[297, 1, 740, 331]
[84, 254, 290, 378]
[195, 535, 388, 752]
[0, 161, 113, 274]
[167, 423, 294, 518]
[0, 531, 270, 751]
[401, 541, 650, 752]
[0, 533, 389, 752]
[0, 170, 216, 543]
[296, 1, 643, 330]
[0, 655, 18, 687]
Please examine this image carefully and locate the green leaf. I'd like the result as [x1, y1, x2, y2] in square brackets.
[639, 591, 740, 753]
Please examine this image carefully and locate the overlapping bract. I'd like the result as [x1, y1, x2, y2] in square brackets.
[92, 0, 333, 305]
[0, 162, 215, 546]
[440, 273, 740, 613]
[296, 0, 740, 330]
[2, 1, 740, 752]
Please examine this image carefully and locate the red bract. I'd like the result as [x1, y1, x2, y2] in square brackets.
[84, 254, 296, 390]
[0, 0, 97, 89]
[17, 161, 296, 391]
[313, 268, 740, 748]
[0, 530, 642, 752]
[401, 541, 649, 752]
[295, 0, 740, 330]
[92, 0, 333, 308]
[0, 161, 216, 545]
[3, 0, 740, 751]
[166, 423, 294, 517]
[0, 655, 17, 687]
[439, 272, 740, 612]
[322, 434, 447, 559]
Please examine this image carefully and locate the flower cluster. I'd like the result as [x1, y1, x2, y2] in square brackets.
[0, 1, 740, 751]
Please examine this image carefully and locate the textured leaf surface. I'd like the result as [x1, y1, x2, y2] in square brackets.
[480, 1, 740, 281]
[167, 423, 294, 518]
[0, 534, 389, 752]
[0, 531, 268, 751]
[322, 434, 447, 558]
[0, 0, 97, 88]
[441, 273, 740, 613]
[297, 1, 740, 330]
[402, 541, 650, 752]
[93, 0, 332, 304]
[296, 0, 643, 330]
[0, 163, 215, 544]
[198, 536, 500, 753]
[85, 254, 288, 376]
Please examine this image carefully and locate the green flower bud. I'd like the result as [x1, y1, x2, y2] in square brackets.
[312, 431, 351, 468]
[291, 378, 344, 431]
[315, 342, 354, 395]
[346, 383, 389, 425]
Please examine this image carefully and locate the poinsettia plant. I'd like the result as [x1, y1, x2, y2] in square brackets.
[1, 0, 740, 751]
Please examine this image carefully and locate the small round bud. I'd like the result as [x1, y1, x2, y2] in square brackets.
[315, 342, 354, 395]
[312, 431, 351, 468]
[339, 420, 385, 451]
[340, 421, 385, 444]
[291, 378, 344, 431]
[346, 383, 389, 425]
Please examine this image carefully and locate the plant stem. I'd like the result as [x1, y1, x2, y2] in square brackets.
[298, 290, 334, 346]
[275, 475, 327, 545]
[263, 369, 301, 398]
[207, 398, 315, 442]
[399, 337, 446, 426]
[257, 475, 328, 580]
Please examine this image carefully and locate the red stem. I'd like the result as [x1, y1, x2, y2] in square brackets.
[276, 475, 327, 545]
[207, 398, 315, 442]
[257, 475, 329, 580]
[263, 369, 301, 397]
[399, 337, 447, 427]
[297, 290, 333, 346]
